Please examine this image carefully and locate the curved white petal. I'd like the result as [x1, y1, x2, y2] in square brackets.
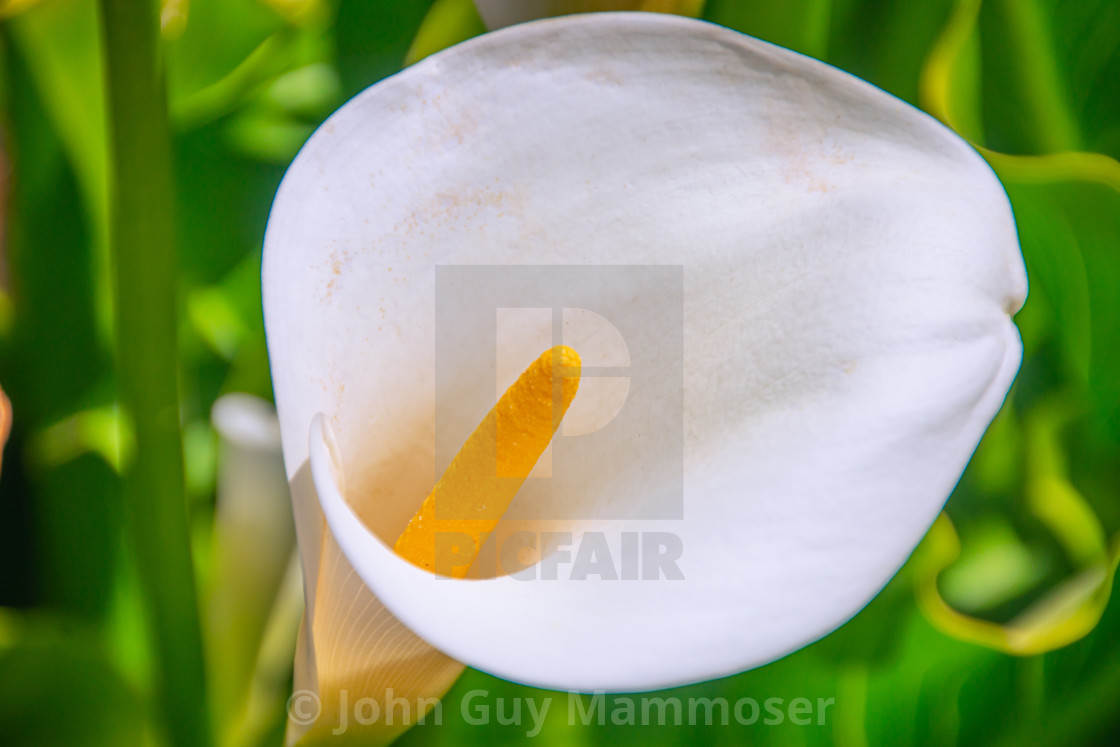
[264, 13, 1026, 691]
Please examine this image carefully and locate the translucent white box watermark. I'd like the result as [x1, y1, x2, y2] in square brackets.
[434, 265, 684, 522]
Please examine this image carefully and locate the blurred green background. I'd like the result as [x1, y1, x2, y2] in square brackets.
[0, 0, 1118, 745]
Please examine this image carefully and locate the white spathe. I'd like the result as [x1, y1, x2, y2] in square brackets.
[264, 13, 1026, 693]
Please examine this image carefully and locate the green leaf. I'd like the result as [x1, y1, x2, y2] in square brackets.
[0, 616, 148, 747]
[705, 0, 834, 60]
[164, 0, 288, 105]
[334, 0, 433, 97]
[1003, 177, 1120, 434]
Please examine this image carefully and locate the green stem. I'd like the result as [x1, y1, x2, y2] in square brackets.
[97, 1, 212, 746]
[994, 0, 1081, 153]
[834, 665, 869, 747]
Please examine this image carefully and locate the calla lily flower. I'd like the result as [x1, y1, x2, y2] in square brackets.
[263, 12, 1026, 743]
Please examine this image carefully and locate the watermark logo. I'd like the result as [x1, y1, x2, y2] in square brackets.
[433, 530, 685, 580]
[435, 265, 684, 522]
[286, 690, 321, 727]
[568, 692, 835, 728]
[287, 689, 443, 735]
